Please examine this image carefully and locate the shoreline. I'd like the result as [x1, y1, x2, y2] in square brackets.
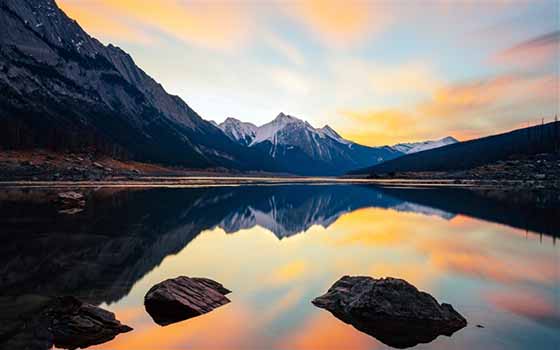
[0, 176, 555, 189]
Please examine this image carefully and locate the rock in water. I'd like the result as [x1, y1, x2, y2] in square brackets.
[144, 276, 231, 326]
[312, 276, 467, 349]
[48, 296, 132, 349]
[0, 296, 132, 350]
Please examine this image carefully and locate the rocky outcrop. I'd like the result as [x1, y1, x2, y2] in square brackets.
[145, 276, 231, 326]
[0, 296, 131, 350]
[312, 276, 467, 349]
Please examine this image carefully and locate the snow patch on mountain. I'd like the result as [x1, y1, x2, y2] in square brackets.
[392, 136, 458, 154]
[218, 117, 258, 146]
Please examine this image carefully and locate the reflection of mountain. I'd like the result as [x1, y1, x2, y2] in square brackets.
[215, 185, 414, 238]
[0, 185, 437, 305]
[0, 184, 556, 309]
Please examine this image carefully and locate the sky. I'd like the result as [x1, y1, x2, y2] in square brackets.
[57, 0, 559, 146]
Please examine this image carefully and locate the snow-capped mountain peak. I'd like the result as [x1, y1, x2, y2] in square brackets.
[392, 136, 458, 154]
[274, 112, 298, 123]
[250, 113, 313, 146]
[218, 117, 258, 146]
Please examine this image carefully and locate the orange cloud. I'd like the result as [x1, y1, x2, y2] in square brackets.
[56, 1, 154, 44]
[287, 0, 391, 46]
[337, 72, 558, 146]
[338, 109, 421, 146]
[58, 0, 252, 50]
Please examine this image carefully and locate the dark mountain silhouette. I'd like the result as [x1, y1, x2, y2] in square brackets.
[351, 121, 560, 175]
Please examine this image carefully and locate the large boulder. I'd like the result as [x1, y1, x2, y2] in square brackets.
[312, 276, 467, 349]
[144, 276, 231, 326]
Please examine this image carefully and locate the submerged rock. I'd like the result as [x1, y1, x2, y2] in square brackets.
[312, 276, 467, 349]
[145, 276, 231, 326]
[0, 296, 132, 350]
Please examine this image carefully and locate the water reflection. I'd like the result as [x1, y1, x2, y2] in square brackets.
[0, 184, 558, 349]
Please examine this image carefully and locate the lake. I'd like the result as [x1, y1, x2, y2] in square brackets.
[0, 184, 558, 350]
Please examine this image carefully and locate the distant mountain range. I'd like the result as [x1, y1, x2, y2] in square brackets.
[0, 0, 457, 176]
[217, 114, 456, 175]
[352, 121, 560, 175]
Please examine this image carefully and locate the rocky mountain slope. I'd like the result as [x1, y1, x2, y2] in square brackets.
[0, 0, 278, 171]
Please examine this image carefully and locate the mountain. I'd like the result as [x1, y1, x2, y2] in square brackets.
[218, 113, 402, 175]
[0, 0, 280, 171]
[351, 121, 560, 175]
[218, 117, 257, 146]
[392, 136, 458, 154]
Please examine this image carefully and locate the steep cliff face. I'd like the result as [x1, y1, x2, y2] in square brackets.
[0, 0, 276, 170]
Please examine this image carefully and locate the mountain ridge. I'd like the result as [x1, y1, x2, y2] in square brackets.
[218, 113, 458, 175]
[219, 112, 403, 175]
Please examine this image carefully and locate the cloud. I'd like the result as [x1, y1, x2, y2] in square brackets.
[337, 72, 558, 145]
[58, 0, 253, 50]
[263, 33, 306, 66]
[286, 0, 392, 47]
[494, 30, 560, 68]
[56, 1, 155, 44]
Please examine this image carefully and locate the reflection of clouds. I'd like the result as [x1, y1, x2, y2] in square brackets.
[92, 205, 558, 350]
[259, 287, 304, 325]
[485, 291, 560, 330]
[268, 260, 307, 286]
[101, 303, 254, 350]
[278, 312, 381, 350]
[328, 208, 558, 288]
[418, 238, 559, 286]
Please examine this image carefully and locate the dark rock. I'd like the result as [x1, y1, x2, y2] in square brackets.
[0, 296, 131, 350]
[46, 296, 132, 349]
[312, 276, 467, 349]
[144, 276, 231, 326]
[476, 324, 485, 328]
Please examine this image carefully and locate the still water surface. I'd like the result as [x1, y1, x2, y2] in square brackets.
[0, 184, 558, 349]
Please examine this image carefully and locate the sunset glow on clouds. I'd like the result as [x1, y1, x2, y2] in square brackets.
[57, 0, 558, 145]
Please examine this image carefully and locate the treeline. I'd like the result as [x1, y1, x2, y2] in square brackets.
[353, 120, 560, 175]
[0, 118, 130, 159]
